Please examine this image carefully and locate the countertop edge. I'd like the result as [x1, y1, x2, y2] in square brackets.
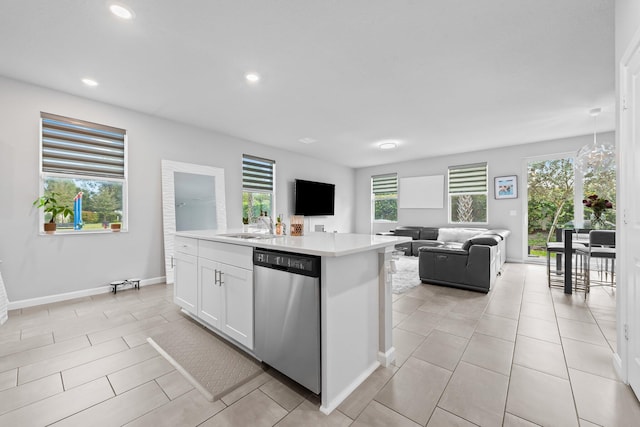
[174, 231, 411, 257]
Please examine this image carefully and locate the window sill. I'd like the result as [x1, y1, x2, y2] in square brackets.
[38, 229, 128, 236]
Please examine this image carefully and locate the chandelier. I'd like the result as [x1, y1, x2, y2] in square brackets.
[575, 108, 615, 174]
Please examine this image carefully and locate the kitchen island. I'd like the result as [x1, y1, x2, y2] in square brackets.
[173, 230, 410, 414]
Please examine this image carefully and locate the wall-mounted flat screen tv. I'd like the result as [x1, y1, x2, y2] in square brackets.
[294, 179, 335, 216]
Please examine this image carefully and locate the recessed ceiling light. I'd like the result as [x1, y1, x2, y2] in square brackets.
[82, 78, 99, 87]
[378, 141, 398, 150]
[109, 4, 135, 20]
[299, 137, 317, 144]
[245, 73, 260, 83]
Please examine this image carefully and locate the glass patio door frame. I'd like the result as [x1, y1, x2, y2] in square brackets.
[523, 152, 585, 264]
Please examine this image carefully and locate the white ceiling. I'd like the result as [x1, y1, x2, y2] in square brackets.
[0, 0, 614, 168]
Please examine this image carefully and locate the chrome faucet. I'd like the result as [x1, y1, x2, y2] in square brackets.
[259, 216, 274, 234]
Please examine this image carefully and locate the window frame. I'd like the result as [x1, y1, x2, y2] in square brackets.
[242, 154, 276, 222]
[371, 173, 398, 223]
[38, 113, 128, 235]
[447, 162, 488, 225]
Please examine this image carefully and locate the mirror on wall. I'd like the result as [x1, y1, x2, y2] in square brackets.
[161, 160, 227, 284]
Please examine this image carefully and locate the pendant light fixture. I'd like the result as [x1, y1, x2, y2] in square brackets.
[575, 108, 615, 174]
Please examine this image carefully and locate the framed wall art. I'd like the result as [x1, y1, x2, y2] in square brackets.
[495, 175, 518, 199]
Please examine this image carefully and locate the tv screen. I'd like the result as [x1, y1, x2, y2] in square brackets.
[294, 179, 335, 216]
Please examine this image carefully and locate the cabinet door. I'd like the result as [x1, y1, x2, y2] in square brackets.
[198, 257, 222, 328]
[219, 263, 254, 349]
[174, 252, 197, 313]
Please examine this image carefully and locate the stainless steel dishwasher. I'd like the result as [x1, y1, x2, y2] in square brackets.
[253, 248, 321, 394]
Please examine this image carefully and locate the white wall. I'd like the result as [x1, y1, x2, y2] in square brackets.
[354, 133, 614, 262]
[616, 0, 640, 62]
[0, 76, 354, 302]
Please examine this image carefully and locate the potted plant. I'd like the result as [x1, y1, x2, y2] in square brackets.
[33, 192, 73, 234]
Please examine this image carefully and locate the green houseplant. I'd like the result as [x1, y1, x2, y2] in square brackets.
[33, 192, 73, 234]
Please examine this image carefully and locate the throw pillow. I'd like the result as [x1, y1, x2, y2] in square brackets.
[438, 228, 484, 243]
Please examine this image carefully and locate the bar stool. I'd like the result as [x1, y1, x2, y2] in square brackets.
[576, 230, 616, 298]
[546, 236, 587, 291]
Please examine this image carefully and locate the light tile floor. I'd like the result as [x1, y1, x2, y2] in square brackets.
[0, 263, 639, 426]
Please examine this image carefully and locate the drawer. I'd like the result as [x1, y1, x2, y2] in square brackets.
[199, 240, 253, 270]
[174, 237, 198, 256]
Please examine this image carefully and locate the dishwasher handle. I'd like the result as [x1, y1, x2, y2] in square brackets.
[263, 264, 290, 273]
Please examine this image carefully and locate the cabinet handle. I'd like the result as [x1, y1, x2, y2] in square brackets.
[214, 269, 219, 285]
[219, 271, 224, 286]
[170, 256, 174, 268]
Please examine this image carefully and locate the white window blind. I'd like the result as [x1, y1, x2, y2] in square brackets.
[242, 155, 274, 192]
[448, 163, 487, 194]
[372, 173, 398, 196]
[41, 112, 126, 179]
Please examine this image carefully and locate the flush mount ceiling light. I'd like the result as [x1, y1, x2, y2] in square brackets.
[378, 140, 398, 150]
[299, 137, 317, 144]
[245, 73, 260, 83]
[81, 78, 99, 87]
[575, 108, 615, 174]
[109, 3, 135, 20]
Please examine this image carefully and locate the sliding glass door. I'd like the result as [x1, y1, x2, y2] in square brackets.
[527, 156, 575, 262]
[526, 154, 616, 263]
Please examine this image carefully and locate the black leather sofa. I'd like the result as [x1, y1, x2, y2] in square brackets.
[389, 226, 510, 293]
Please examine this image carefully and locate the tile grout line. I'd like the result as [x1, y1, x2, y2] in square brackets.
[500, 267, 527, 426]
[549, 286, 584, 427]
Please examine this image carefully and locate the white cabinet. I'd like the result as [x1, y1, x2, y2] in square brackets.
[197, 240, 254, 349]
[197, 257, 222, 327]
[174, 237, 198, 313]
[173, 236, 254, 350]
[216, 261, 253, 348]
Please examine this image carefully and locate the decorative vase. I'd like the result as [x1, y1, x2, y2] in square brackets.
[591, 212, 606, 229]
[290, 215, 304, 236]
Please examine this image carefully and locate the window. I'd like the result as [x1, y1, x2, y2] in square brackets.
[448, 163, 487, 224]
[242, 154, 275, 223]
[372, 173, 398, 222]
[39, 112, 127, 232]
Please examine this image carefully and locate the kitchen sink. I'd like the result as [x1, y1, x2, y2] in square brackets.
[219, 233, 282, 240]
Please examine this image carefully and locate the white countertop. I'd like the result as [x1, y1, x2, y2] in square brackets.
[174, 230, 410, 257]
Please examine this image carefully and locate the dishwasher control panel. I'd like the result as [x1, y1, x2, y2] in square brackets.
[253, 249, 320, 277]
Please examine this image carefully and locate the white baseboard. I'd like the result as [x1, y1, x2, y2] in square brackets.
[319, 361, 380, 415]
[377, 347, 396, 367]
[7, 276, 166, 310]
